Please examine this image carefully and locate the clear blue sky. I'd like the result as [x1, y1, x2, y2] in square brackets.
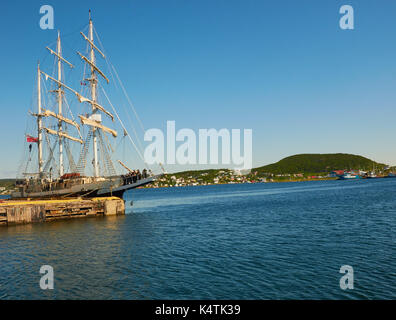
[1, 0, 396, 177]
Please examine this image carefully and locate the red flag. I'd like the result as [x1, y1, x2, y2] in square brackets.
[26, 135, 39, 143]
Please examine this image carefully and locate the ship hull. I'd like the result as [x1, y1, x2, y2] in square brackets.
[11, 175, 159, 200]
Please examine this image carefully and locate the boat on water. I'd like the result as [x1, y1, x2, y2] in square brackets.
[365, 171, 378, 179]
[384, 173, 396, 178]
[11, 12, 160, 199]
[337, 172, 361, 180]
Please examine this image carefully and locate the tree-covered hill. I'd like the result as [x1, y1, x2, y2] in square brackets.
[254, 153, 385, 175]
[0, 179, 15, 188]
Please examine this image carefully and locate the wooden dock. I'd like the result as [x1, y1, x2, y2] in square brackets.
[0, 197, 125, 226]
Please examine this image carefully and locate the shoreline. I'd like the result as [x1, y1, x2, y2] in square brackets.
[138, 177, 340, 189]
[1, 176, 388, 195]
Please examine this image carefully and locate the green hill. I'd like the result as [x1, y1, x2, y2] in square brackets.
[0, 179, 15, 188]
[160, 154, 387, 184]
[255, 153, 385, 175]
[0, 179, 16, 194]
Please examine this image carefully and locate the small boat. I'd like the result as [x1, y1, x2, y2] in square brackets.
[365, 172, 377, 179]
[385, 173, 396, 178]
[338, 172, 361, 180]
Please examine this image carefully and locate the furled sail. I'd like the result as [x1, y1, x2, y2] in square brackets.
[75, 93, 114, 121]
[40, 70, 114, 121]
[42, 109, 80, 130]
[43, 127, 83, 144]
[77, 51, 109, 83]
[79, 115, 117, 137]
[80, 32, 106, 58]
[46, 47, 74, 68]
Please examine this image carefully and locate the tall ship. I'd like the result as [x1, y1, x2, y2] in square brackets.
[12, 12, 159, 199]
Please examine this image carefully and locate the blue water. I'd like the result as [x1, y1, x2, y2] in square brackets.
[0, 179, 395, 299]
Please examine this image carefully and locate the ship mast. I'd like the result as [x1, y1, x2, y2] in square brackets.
[41, 10, 116, 178]
[40, 34, 80, 177]
[37, 63, 43, 176]
[56, 32, 64, 176]
[87, 12, 99, 177]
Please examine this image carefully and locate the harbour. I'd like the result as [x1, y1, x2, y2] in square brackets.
[0, 1, 396, 305]
[0, 179, 395, 299]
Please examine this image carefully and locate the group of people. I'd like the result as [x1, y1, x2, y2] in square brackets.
[122, 169, 150, 185]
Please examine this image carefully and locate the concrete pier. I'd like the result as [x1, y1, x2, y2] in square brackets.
[0, 197, 125, 226]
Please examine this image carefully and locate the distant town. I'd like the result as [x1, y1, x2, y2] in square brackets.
[143, 153, 396, 188]
[145, 167, 395, 188]
[146, 169, 332, 188]
[1, 153, 395, 194]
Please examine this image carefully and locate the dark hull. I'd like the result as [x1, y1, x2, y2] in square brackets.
[11, 175, 159, 200]
[96, 176, 156, 198]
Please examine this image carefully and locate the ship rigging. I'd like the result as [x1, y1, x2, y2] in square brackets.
[13, 11, 160, 199]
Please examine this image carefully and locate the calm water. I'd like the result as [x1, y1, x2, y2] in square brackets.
[0, 179, 395, 299]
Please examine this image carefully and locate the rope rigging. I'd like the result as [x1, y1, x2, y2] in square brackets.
[19, 17, 159, 182]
